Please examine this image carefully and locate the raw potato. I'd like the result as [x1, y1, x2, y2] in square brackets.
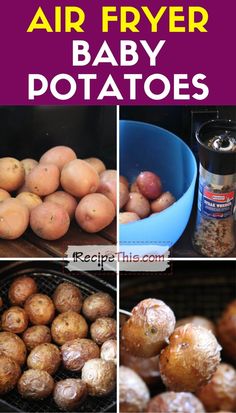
[16, 192, 42, 212]
[27, 343, 61, 375]
[82, 292, 115, 321]
[176, 316, 216, 335]
[44, 191, 77, 220]
[53, 379, 87, 411]
[0, 198, 29, 239]
[23, 325, 52, 351]
[21, 158, 38, 175]
[0, 296, 3, 307]
[119, 212, 140, 224]
[119, 366, 150, 413]
[61, 338, 100, 371]
[26, 164, 60, 196]
[151, 191, 176, 213]
[137, 171, 163, 200]
[75, 193, 115, 233]
[159, 324, 221, 392]
[99, 169, 117, 183]
[0, 354, 21, 395]
[217, 300, 236, 360]
[0, 157, 25, 191]
[8, 276, 38, 306]
[84, 157, 106, 174]
[121, 299, 176, 358]
[119, 175, 129, 188]
[119, 182, 129, 209]
[0, 332, 27, 365]
[18, 369, 54, 400]
[82, 358, 116, 397]
[97, 178, 117, 207]
[0, 189, 10, 203]
[30, 201, 70, 240]
[61, 159, 99, 197]
[1, 306, 29, 334]
[24, 293, 55, 325]
[120, 347, 160, 386]
[101, 339, 117, 365]
[130, 180, 141, 193]
[40, 146, 77, 170]
[90, 317, 116, 345]
[147, 392, 206, 413]
[52, 282, 83, 313]
[124, 192, 150, 218]
[51, 311, 88, 345]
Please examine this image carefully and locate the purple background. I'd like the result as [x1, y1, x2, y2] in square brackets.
[0, 0, 235, 105]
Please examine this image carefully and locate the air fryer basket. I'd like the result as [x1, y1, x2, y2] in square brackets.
[0, 261, 116, 413]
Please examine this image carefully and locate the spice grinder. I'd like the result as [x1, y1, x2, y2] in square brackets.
[192, 119, 236, 257]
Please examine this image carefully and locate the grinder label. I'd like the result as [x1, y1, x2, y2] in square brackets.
[198, 184, 235, 219]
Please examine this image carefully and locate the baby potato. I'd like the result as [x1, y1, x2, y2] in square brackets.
[30, 201, 70, 240]
[0, 157, 25, 191]
[151, 191, 176, 213]
[53, 378, 87, 411]
[44, 191, 77, 220]
[75, 193, 115, 233]
[21, 158, 38, 175]
[40, 146, 77, 171]
[98, 170, 117, 206]
[130, 180, 141, 193]
[137, 171, 163, 200]
[119, 212, 140, 224]
[8, 276, 38, 306]
[26, 164, 60, 196]
[82, 292, 115, 321]
[61, 159, 99, 198]
[159, 324, 221, 392]
[90, 317, 117, 345]
[122, 299, 176, 358]
[24, 293, 55, 325]
[0, 332, 27, 365]
[61, 338, 100, 371]
[23, 325, 52, 351]
[16, 192, 42, 212]
[100, 169, 117, 183]
[0, 188, 10, 203]
[51, 311, 88, 345]
[119, 182, 129, 209]
[0, 354, 21, 395]
[217, 300, 236, 360]
[101, 339, 117, 365]
[84, 157, 106, 174]
[27, 343, 61, 375]
[119, 175, 129, 188]
[119, 366, 150, 413]
[1, 306, 28, 334]
[82, 358, 116, 397]
[18, 369, 54, 400]
[52, 282, 83, 313]
[176, 316, 216, 335]
[124, 192, 150, 218]
[0, 198, 29, 239]
[147, 392, 206, 413]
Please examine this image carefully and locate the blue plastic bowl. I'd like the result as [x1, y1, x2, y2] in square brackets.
[120, 120, 197, 254]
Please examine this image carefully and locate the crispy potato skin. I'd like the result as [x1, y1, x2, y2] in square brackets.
[0, 198, 29, 240]
[61, 159, 99, 197]
[176, 316, 216, 335]
[26, 164, 60, 196]
[51, 311, 88, 345]
[61, 338, 100, 372]
[40, 146, 77, 171]
[124, 192, 150, 218]
[27, 343, 61, 375]
[119, 212, 140, 224]
[90, 317, 117, 345]
[101, 339, 117, 365]
[82, 358, 116, 397]
[52, 282, 83, 313]
[0, 157, 25, 192]
[23, 325, 52, 351]
[121, 298, 176, 358]
[119, 366, 150, 413]
[53, 379, 87, 411]
[217, 300, 236, 360]
[82, 292, 115, 321]
[1, 306, 29, 334]
[24, 293, 55, 325]
[0, 332, 27, 365]
[146, 392, 205, 413]
[18, 369, 54, 400]
[159, 324, 221, 392]
[8, 276, 38, 306]
[0, 354, 21, 395]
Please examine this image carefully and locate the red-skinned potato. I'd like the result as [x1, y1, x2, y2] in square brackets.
[21, 159, 38, 176]
[16, 192, 42, 212]
[0, 157, 25, 192]
[40, 146, 77, 171]
[98, 179, 117, 207]
[119, 212, 140, 224]
[151, 191, 176, 213]
[26, 164, 60, 196]
[0, 199, 29, 239]
[84, 157, 106, 175]
[99, 170, 117, 183]
[119, 182, 129, 209]
[75, 193, 115, 233]
[44, 191, 77, 220]
[30, 201, 70, 240]
[137, 171, 162, 200]
[124, 192, 150, 218]
[61, 159, 99, 198]
[0, 189, 11, 203]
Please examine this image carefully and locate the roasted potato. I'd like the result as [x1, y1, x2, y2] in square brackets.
[147, 391, 206, 413]
[119, 366, 150, 413]
[82, 358, 116, 397]
[84, 157, 106, 175]
[119, 212, 140, 224]
[30, 202, 70, 240]
[176, 316, 216, 335]
[53, 379, 87, 411]
[0, 354, 21, 395]
[27, 343, 61, 375]
[0, 198, 29, 239]
[61, 159, 99, 197]
[40, 146, 77, 171]
[24, 293, 55, 325]
[51, 311, 88, 345]
[16, 192, 42, 212]
[82, 292, 115, 321]
[8, 276, 38, 306]
[124, 192, 150, 218]
[1, 306, 28, 334]
[18, 369, 54, 400]
[0, 157, 25, 192]
[217, 300, 236, 360]
[101, 339, 117, 365]
[26, 164, 60, 196]
[61, 338, 100, 372]
[90, 317, 116, 345]
[52, 282, 83, 313]
[0, 296, 3, 308]
[0, 331, 27, 365]
[23, 325, 52, 351]
[44, 191, 77, 220]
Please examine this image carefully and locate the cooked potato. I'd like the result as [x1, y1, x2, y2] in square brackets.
[30, 201, 70, 240]
[122, 299, 176, 358]
[18, 369, 54, 400]
[51, 311, 88, 345]
[97, 178, 117, 207]
[26, 164, 60, 196]
[151, 191, 176, 213]
[119, 175, 129, 188]
[0, 188, 10, 203]
[27, 343, 61, 375]
[84, 157, 106, 174]
[196, 363, 236, 412]
[82, 292, 115, 321]
[0, 198, 29, 239]
[21, 158, 38, 175]
[61, 338, 100, 371]
[176, 316, 216, 335]
[23, 325, 52, 351]
[119, 182, 129, 209]
[24, 293, 55, 325]
[0, 331, 27, 365]
[16, 192, 42, 212]
[53, 379, 87, 411]
[8, 276, 38, 306]
[1, 306, 28, 334]
[119, 366, 150, 412]
[101, 339, 117, 365]
[159, 324, 221, 392]
[0, 157, 25, 192]
[137, 171, 163, 200]
[52, 282, 83, 313]
[217, 300, 236, 360]
[124, 192, 150, 218]
[75, 193, 115, 233]
[61, 159, 99, 197]
[40, 146, 77, 171]
[82, 358, 116, 396]
[44, 191, 77, 220]
[90, 317, 116, 345]
[0, 354, 21, 395]
[147, 392, 205, 413]
[119, 212, 140, 224]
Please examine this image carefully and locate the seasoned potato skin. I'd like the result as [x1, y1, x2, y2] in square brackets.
[146, 392, 205, 413]
[0, 331, 27, 365]
[121, 298, 176, 358]
[119, 366, 150, 413]
[101, 339, 117, 365]
[82, 358, 116, 397]
[217, 300, 236, 360]
[24, 293, 55, 325]
[51, 311, 88, 345]
[0, 157, 25, 192]
[8, 276, 38, 306]
[52, 282, 83, 313]
[1, 306, 29, 334]
[61, 338, 100, 372]
[0, 354, 21, 395]
[82, 292, 115, 321]
[18, 369, 54, 400]
[159, 324, 221, 392]
[176, 316, 216, 335]
[22, 325, 52, 351]
[90, 317, 116, 345]
[53, 379, 87, 411]
[27, 343, 61, 375]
